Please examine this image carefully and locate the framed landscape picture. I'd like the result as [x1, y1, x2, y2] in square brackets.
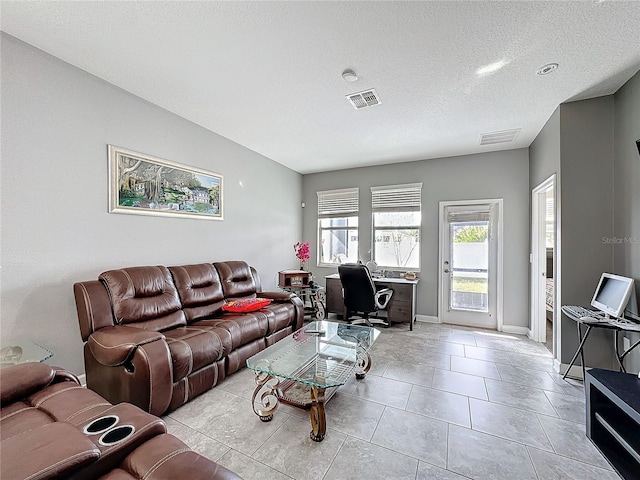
[108, 146, 223, 220]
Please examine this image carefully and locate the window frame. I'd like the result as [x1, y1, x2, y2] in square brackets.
[317, 188, 359, 267]
[371, 183, 422, 272]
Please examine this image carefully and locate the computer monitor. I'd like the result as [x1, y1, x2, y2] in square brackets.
[591, 273, 638, 319]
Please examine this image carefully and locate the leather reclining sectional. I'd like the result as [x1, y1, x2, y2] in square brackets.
[0, 362, 241, 480]
[74, 261, 304, 416]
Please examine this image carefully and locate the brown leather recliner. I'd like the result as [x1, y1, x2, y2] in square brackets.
[0, 362, 242, 480]
[74, 260, 304, 416]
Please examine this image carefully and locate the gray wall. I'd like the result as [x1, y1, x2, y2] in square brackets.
[529, 108, 560, 189]
[0, 34, 302, 374]
[302, 149, 530, 329]
[614, 70, 640, 289]
[613, 70, 640, 371]
[530, 95, 618, 369]
[559, 96, 616, 368]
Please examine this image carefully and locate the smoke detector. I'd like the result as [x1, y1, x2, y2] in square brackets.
[346, 89, 382, 110]
[342, 69, 358, 82]
[479, 129, 521, 145]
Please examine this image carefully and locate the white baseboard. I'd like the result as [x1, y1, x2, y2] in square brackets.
[555, 359, 584, 380]
[416, 315, 439, 324]
[78, 373, 87, 386]
[501, 324, 530, 336]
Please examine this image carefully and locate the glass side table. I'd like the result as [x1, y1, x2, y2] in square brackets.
[280, 283, 326, 320]
[0, 340, 53, 368]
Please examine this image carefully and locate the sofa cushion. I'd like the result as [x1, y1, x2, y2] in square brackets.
[214, 261, 257, 298]
[213, 313, 269, 346]
[1, 381, 112, 441]
[168, 263, 226, 322]
[1, 422, 101, 480]
[164, 327, 230, 381]
[262, 302, 296, 335]
[100, 266, 186, 331]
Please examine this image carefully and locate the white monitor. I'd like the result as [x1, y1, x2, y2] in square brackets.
[590, 273, 637, 319]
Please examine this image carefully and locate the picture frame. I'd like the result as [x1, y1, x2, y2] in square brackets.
[108, 145, 223, 220]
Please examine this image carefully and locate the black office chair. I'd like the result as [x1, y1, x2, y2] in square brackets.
[338, 263, 393, 327]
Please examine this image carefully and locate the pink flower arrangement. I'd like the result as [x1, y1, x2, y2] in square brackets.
[294, 241, 310, 266]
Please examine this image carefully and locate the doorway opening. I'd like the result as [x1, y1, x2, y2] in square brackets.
[531, 175, 556, 353]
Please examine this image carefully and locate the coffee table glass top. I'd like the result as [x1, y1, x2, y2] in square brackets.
[246, 321, 379, 389]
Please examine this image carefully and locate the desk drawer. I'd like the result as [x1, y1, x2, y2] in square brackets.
[376, 282, 412, 301]
[389, 301, 412, 323]
[391, 284, 412, 301]
[326, 277, 344, 314]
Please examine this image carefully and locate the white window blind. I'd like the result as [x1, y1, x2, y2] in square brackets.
[317, 188, 359, 218]
[446, 211, 491, 223]
[447, 205, 491, 223]
[371, 183, 422, 212]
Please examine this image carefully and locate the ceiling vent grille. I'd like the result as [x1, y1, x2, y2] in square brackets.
[346, 89, 381, 110]
[479, 129, 521, 146]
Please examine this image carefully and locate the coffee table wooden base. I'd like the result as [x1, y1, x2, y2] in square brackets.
[251, 362, 374, 442]
[251, 372, 280, 421]
[355, 348, 372, 380]
[309, 386, 326, 442]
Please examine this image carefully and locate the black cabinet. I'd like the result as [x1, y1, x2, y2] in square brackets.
[586, 369, 640, 480]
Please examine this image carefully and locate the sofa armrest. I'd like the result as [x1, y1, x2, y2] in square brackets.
[74, 280, 117, 341]
[0, 362, 58, 404]
[87, 326, 165, 367]
[1, 422, 100, 480]
[259, 291, 297, 302]
[102, 433, 242, 480]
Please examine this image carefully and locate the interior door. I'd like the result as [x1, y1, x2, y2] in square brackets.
[440, 203, 498, 328]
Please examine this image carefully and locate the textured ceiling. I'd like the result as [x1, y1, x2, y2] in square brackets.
[2, 1, 639, 174]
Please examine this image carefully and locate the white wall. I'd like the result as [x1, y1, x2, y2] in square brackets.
[302, 149, 530, 329]
[0, 34, 302, 374]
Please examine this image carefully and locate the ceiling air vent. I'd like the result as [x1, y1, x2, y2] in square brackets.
[479, 129, 521, 146]
[346, 89, 381, 110]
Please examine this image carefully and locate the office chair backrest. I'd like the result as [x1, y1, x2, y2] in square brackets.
[338, 263, 377, 313]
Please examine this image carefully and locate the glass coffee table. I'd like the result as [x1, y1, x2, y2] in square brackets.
[246, 320, 380, 441]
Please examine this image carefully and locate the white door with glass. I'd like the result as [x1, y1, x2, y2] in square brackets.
[440, 202, 500, 328]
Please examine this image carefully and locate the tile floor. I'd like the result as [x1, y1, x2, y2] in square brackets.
[164, 320, 621, 480]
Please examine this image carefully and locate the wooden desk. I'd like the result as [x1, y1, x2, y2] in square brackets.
[325, 274, 419, 330]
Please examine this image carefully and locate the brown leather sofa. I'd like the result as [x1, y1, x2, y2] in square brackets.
[0, 362, 242, 480]
[74, 260, 304, 416]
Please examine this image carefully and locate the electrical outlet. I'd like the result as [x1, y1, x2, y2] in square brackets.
[623, 336, 631, 351]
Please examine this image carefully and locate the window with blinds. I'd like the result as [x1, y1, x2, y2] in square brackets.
[317, 188, 359, 265]
[371, 183, 422, 270]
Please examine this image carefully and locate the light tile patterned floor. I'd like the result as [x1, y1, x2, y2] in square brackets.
[164, 320, 621, 480]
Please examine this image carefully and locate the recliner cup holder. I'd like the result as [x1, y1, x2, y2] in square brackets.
[83, 415, 119, 435]
[98, 425, 135, 446]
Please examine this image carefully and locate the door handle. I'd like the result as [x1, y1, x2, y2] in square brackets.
[444, 269, 451, 273]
